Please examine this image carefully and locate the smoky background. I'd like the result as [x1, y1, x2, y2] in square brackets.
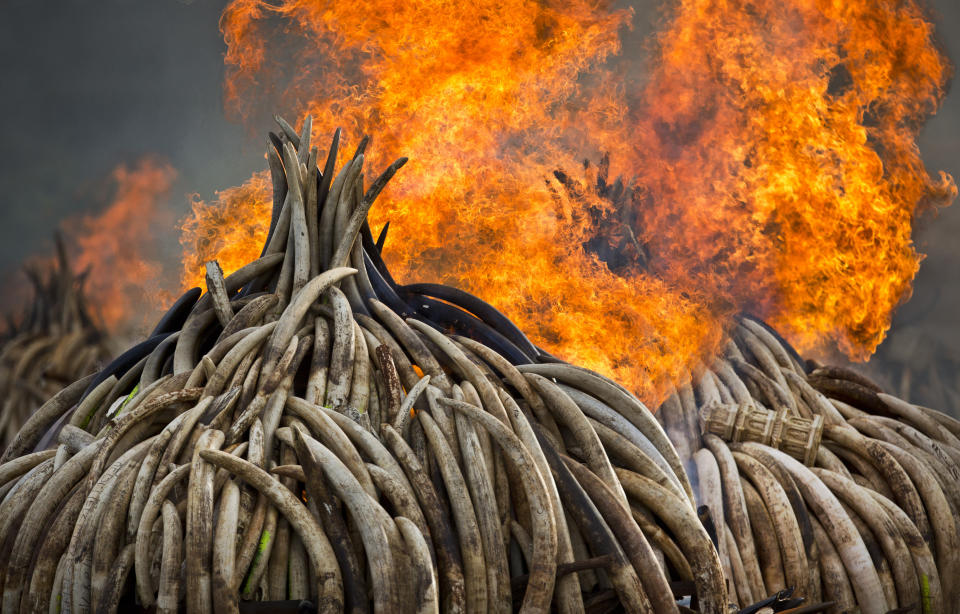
[0, 0, 957, 411]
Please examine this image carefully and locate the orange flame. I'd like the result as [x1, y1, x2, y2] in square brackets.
[179, 0, 953, 402]
[632, 0, 956, 360]
[180, 171, 272, 287]
[68, 158, 177, 333]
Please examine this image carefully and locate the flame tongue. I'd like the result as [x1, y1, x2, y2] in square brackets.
[69, 158, 177, 334]
[180, 0, 954, 403]
[633, 0, 957, 360]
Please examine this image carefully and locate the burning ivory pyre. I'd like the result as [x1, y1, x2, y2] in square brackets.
[0, 116, 956, 614]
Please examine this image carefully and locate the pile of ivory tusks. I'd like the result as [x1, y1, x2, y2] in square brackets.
[658, 316, 960, 614]
[0, 116, 730, 614]
[0, 233, 112, 448]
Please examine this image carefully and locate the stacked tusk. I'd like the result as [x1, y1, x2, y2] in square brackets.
[0, 234, 115, 449]
[660, 316, 960, 613]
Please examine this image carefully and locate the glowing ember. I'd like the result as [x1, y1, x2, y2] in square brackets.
[69, 158, 177, 333]
[178, 0, 954, 402]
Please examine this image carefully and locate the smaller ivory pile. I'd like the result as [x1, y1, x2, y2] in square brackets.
[0, 117, 732, 613]
[0, 235, 112, 447]
[658, 316, 960, 614]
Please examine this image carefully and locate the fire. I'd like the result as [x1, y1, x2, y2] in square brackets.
[632, 0, 956, 360]
[180, 171, 273, 287]
[68, 158, 177, 334]
[179, 0, 953, 402]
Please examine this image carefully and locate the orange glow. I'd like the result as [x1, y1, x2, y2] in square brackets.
[179, 171, 273, 288]
[179, 0, 953, 402]
[633, 0, 956, 360]
[69, 158, 177, 333]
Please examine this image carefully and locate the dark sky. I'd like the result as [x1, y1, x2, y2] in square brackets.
[0, 0, 958, 375]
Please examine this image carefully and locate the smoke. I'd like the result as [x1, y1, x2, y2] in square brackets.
[66, 158, 178, 335]
[0, 158, 178, 339]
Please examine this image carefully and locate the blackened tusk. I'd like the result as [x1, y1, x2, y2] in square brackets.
[317, 128, 341, 220]
[375, 220, 390, 253]
[363, 250, 410, 316]
[241, 145, 289, 298]
[79, 332, 173, 401]
[808, 365, 883, 392]
[351, 135, 369, 161]
[806, 376, 891, 416]
[509, 555, 613, 594]
[293, 430, 370, 614]
[738, 587, 796, 614]
[697, 505, 719, 552]
[533, 423, 649, 611]
[406, 293, 533, 364]
[268, 131, 284, 156]
[274, 115, 300, 148]
[360, 223, 399, 289]
[264, 145, 288, 248]
[54, 230, 70, 271]
[775, 598, 807, 611]
[360, 220, 376, 254]
[150, 287, 202, 336]
[362, 157, 408, 208]
[400, 282, 540, 359]
[236, 601, 319, 613]
[535, 346, 564, 363]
